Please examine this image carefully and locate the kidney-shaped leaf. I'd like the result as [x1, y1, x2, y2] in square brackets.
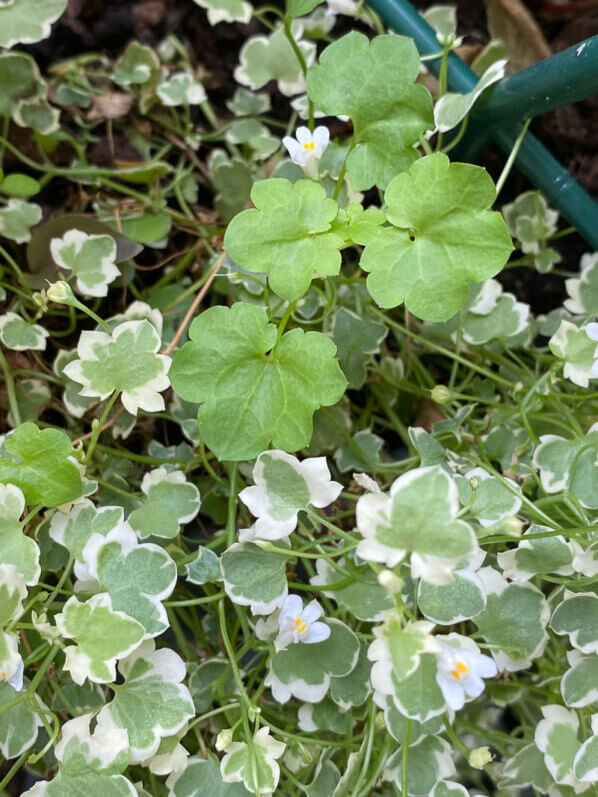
[306, 32, 433, 190]
[224, 179, 343, 301]
[0, 423, 82, 507]
[170, 302, 347, 461]
[360, 153, 513, 321]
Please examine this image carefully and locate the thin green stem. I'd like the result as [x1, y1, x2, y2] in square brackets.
[0, 347, 21, 425]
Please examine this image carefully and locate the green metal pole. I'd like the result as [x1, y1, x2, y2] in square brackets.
[472, 36, 598, 128]
[365, 0, 598, 250]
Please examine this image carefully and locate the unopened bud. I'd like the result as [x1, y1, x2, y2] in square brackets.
[248, 705, 261, 722]
[215, 728, 233, 752]
[32, 290, 48, 311]
[501, 515, 524, 537]
[377, 569, 403, 596]
[47, 280, 75, 305]
[469, 746, 493, 769]
[468, 476, 479, 491]
[431, 385, 451, 404]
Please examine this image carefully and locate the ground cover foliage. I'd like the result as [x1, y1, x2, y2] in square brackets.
[0, 1, 597, 795]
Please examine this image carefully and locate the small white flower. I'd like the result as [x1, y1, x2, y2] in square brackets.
[434, 641, 497, 712]
[275, 595, 330, 651]
[282, 126, 329, 177]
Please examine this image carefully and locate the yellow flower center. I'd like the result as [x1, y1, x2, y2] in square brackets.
[450, 660, 470, 681]
[0, 672, 6, 680]
[303, 141, 315, 151]
[295, 617, 307, 633]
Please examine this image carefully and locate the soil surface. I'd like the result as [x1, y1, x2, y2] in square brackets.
[18, 0, 597, 315]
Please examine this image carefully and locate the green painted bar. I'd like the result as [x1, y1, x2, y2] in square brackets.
[365, 0, 598, 249]
[472, 36, 598, 128]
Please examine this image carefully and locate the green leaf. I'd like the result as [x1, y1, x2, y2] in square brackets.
[221, 542, 288, 614]
[0, 199, 42, 243]
[533, 427, 598, 509]
[549, 321, 597, 387]
[330, 203, 386, 246]
[330, 308, 387, 389]
[562, 652, 598, 708]
[13, 95, 59, 134]
[310, 557, 392, 621]
[224, 179, 343, 301]
[355, 465, 478, 583]
[551, 591, 598, 655]
[167, 757, 251, 796]
[235, 23, 315, 97]
[501, 742, 554, 792]
[390, 653, 446, 722]
[360, 153, 513, 321]
[0, 564, 27, 625]
[21, 712, 136, 797]
[157, 72, 206, 106]
[535, 705, 582, 789]
[117, 212, 171, 245]
[170, 302, 347, 461]
[49, 500, 125, 571]
[83, 524, 177, 636]
[474, 567, 549, 670]
[287, 0, 324, 16]
[221, 726, 285, 795]
[0, 484, 40, 585]
[385, 736, 455, 796]
[56, 594, 145, 684]
[417, 566, 486, 624]
[0, 173, 41, 198]
[565, 253, 598, 315]
[334, 429, 384, 473]
[455, 467, 522, 528]
[185, 546, 222, 585]
[0, 52, 45, 116]
[50, 229, 120, 298]
[113, 42, 160, 87]
[0, 680, 43, 759]
[298, 697, 351, 734]
[434, 60, 506, 133]
[0, 312, 48, 351]
[128, 468, 200, 540]
[0, 0, 67, 48]
[266, 619, 359, 703]
[97, 640, 194, 763]
[381, 693, 443, 745]
[329, 638, 372, 708]
[497, 527, 576, 581]
[0, 423, 82, 507]
[188, 659, 234, 713]
[574, 716, 598, 783]
[212, 159, 253, 222]
[63, 320, 171, 416]
[193, 0, 252, 24]
[306, 32, 433, 190]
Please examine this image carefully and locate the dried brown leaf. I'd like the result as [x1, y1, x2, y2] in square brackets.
[486, 0, 552, 72]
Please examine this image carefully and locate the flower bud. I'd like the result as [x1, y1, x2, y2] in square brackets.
[215, 728, 233, 752]
[431, 384, 451, 404]
[377, 569, 403, 596]
[468, 746, 493, 769]
[47, 280, 76, 305]
[248, 704, 261, 722]
[500, 515, 524, 537]
[32, 290, 48, 312]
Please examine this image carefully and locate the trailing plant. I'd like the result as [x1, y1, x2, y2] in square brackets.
[0, 3, 595, 796]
